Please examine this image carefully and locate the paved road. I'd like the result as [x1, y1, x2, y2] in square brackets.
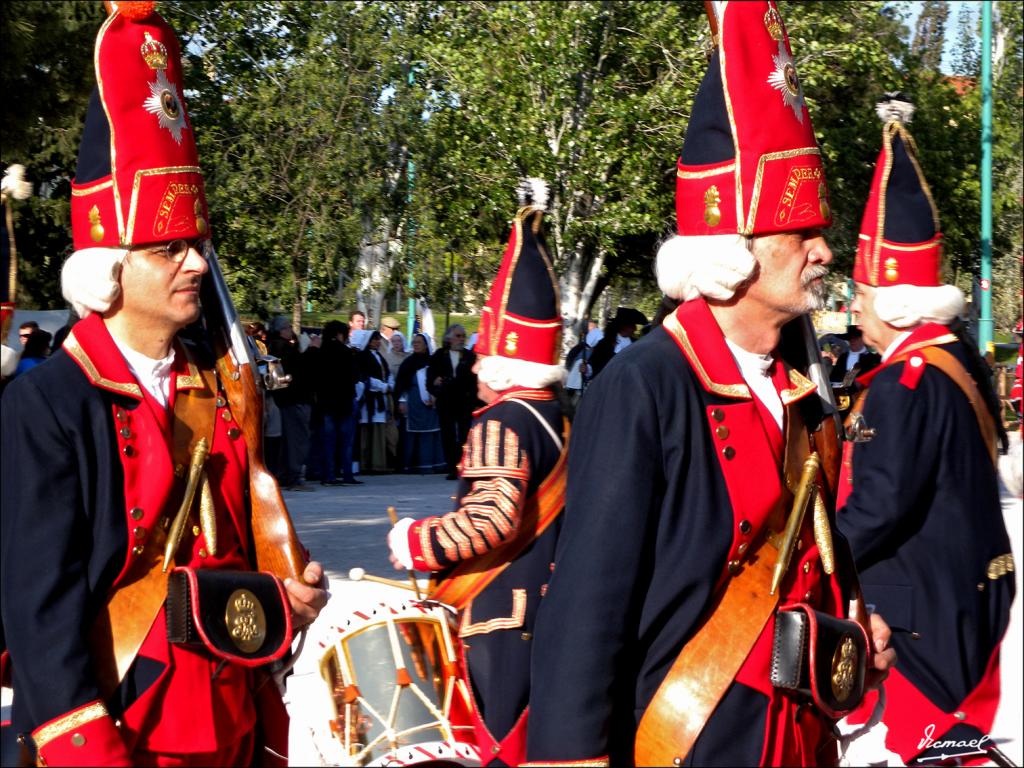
[283, 473, 459, 584]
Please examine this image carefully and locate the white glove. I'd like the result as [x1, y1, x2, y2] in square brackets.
[387, 517, 416, 570]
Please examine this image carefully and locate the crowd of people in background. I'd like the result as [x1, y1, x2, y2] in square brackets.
[240, 313, 484, 490]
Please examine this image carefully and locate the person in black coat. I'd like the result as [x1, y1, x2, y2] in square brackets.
[587, 306, 647, 380]
[310, 320, 360, 485]
[427, 324, 478, 479]
[834, 97, 1013, 765]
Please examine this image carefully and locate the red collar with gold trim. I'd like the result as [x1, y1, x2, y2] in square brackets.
[63, 314, 206, 399]
[857, 322, 957, 388]
[472, 387, 555, 418]
[663, 298, 817, 406]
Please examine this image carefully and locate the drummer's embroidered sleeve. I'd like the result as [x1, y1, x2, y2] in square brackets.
[408, 418, 530, 571]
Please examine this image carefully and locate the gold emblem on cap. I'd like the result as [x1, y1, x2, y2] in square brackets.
[831, 634, 858, 703]
[704, 185, 721, 227]
[226, 589, 266, 653]
[194, 199, 208, 235]
[140, 32, 168, 70]
[764, 5, 784, 40]
[818, 182, 830, 220]
[884, 257, 899, 282]
[505, 331, 519, 355]
[88, 205, 105, 242]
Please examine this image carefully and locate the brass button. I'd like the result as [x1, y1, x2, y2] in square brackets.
[977, 582, 985, 591]
[199, 548, 208, 558]
[227, 427, 241, 440]
[715, 425, 730, 439]
[130, 507, 144, 520]
[540, 584, 548, 596]
[722, 446, 736, 460]
[491, 745, 501, 755]
[711, 408, 725, 422]
[795, 539, 802, 551]
[216, 397, 226, 408]
[119, 426, 131, 438]
[174, 463, 185, 478]
[133, 527, 146, 540]
[739, 520, 751, 535]
[71, 733, 86, 747]
[803, 590, 813, 602]
[115, 409, 127, 422]
[737, 542, 748, 556]
[727, 559, 741, 574]
[673, 759, 684, 767]
[954, 711, 966, 721]
[123, 445, 135, 457]
[192, 525, 201, 536]
[132, 545, 144, 556]
[803, 561, 811, 573]
[521, 632, 532, 641]
[911, 632, 921, 640]
[221, 410, 233, 422]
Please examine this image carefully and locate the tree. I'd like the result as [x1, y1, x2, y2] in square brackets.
[0, 1, 106, 311]
[912, 1, 949, 72]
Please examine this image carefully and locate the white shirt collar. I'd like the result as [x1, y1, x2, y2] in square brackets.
[724, 338, 783, 431]
[110, 334, 175, 408]
[882, 331, 913, 363]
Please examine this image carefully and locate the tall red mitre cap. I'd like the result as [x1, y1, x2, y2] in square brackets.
[675, 1, 832, 237]
[853, 95, 942, 288]
[475, 180, 561, 366]
[71, 2, 209, 251]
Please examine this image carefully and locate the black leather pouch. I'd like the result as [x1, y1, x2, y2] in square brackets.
[769, 603, 869, 719]
[165, 567, 293, 666]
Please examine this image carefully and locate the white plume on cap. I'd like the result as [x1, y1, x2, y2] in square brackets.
[875, 92, 915, 125]
[1, 165, 33, 200]
[517, 177, 548, 212]
[655, 234, 757, 302]
[60, 247, 129, 318]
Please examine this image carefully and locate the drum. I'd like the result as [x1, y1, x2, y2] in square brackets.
[287, 577, 481, 767]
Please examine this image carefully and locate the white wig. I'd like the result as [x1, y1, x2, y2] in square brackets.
[476, 354, 566, 392]
[655, 234, 756, 302]
[61, 247, 128, 318]
[872, 284, 965, 328]
[1, 345, 18, 378]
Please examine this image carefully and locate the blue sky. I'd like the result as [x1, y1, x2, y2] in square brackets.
[897, 0, 981, 73]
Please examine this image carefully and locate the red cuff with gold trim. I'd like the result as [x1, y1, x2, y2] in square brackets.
[32, 701, 131, 767]
[407, 519, 435, 572]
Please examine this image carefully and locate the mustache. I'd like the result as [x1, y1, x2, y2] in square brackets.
[802, 265, 829, 285]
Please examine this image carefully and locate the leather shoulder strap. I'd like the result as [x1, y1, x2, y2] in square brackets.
[914, 347, 998, 466]
[89, 362, 218, 698]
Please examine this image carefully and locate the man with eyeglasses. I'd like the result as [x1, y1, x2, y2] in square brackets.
[0, 7, 326, 766]
[428, 324, 478, 479]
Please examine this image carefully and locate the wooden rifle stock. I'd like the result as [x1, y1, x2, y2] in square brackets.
[202, 245, 306, 581]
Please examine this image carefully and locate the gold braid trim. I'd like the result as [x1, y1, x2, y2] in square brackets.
[32, 701, 110, 749]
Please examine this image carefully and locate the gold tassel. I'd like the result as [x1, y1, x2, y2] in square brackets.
[199, 469, 217, 557]
[813, 492, 835, 575]
[163, 437, 209, 571]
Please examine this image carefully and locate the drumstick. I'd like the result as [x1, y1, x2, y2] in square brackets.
[387, 506, 423, 600]
[348, 567, 417, 592]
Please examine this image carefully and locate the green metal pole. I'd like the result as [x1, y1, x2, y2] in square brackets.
[979, 2, 993, 354]
[406, 65, 417, 341]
